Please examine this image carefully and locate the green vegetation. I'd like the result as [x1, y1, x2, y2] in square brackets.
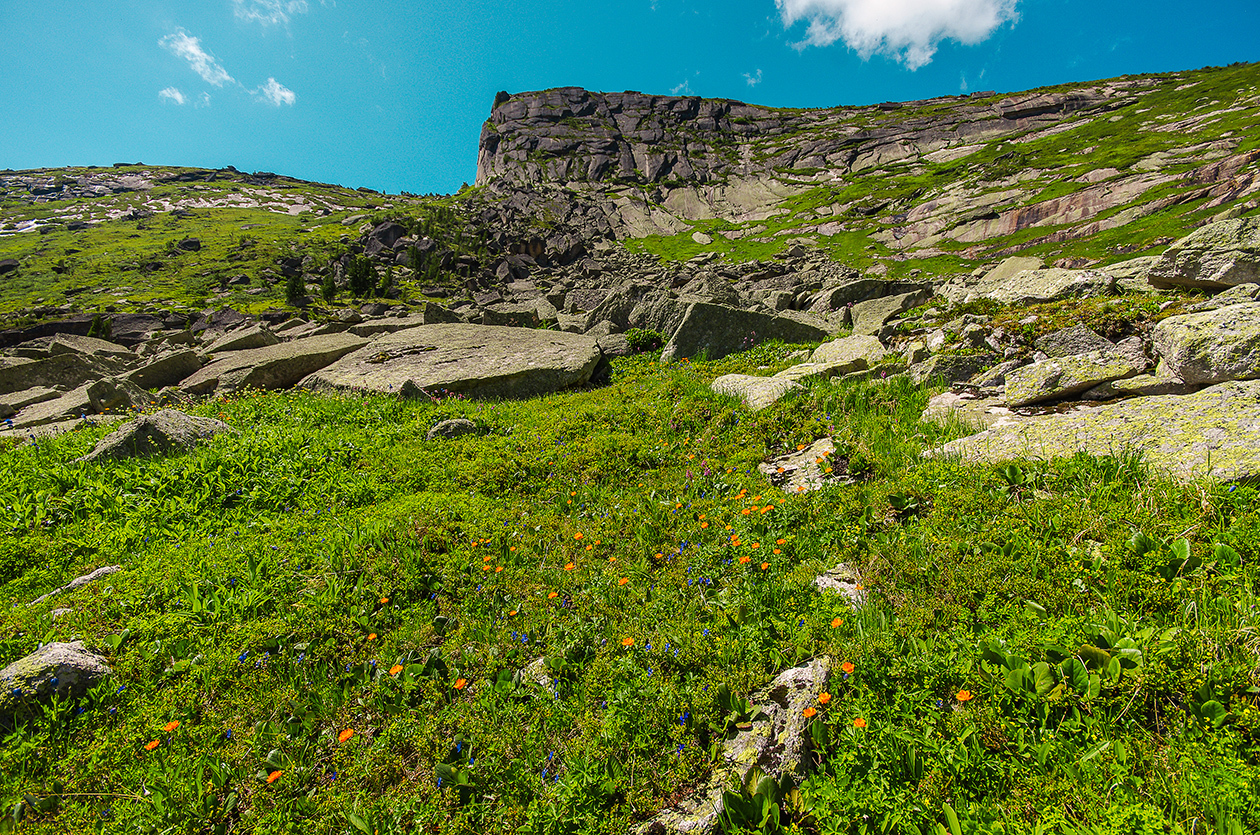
[2, 343, 1259, 834]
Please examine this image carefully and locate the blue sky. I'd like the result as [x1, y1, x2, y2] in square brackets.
[1, 0, 1256, 195]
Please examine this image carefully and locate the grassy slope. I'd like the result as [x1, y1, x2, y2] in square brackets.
[2, 344, 1259, 834]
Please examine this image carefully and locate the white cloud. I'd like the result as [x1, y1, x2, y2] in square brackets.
[158, 87, 187, 105]
[232, 0, 309, 26]
[670, 79, 694, 96]
[159, 30, 234, 86]
[199, 92, 212, 108]
[255, 77, 296, 106]
[744, 69, 763, 87]
[775, 0, 1019, 69]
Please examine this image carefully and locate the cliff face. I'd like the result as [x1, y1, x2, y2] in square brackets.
[472, 65, 1260, 266]
[475, 84, 1129, 189]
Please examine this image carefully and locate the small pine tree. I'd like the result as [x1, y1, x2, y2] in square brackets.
[347, 257, 375, 297]
[377, 267, 394, 298]
[320, 271, 336, 303]
[86, 314, 112, 340]
[285, 271, 305, 305]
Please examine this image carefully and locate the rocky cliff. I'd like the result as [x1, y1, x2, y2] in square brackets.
[474, 64, 1260, 266]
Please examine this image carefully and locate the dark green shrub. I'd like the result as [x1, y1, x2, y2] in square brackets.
[85, 313, 111, 340]
[347, 257, 376, 297]
[624, 328, 665, 354]
[320, 271, 336, 303]
[285, 271, 305, 305]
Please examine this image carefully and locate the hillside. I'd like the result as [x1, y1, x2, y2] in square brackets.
[2, 62, 1260, 835]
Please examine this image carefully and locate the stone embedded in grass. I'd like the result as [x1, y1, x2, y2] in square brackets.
[933, 379, 1260, 483]
[659, 303, 831, 363]
[302, 324, 602, 400]
[180, 333, 369, 396]
[636, 657, 831, 835]
[758, 437, 844, 493]
[29, 565, 121, 606]
[813, 563, 868, 608]
[711, 374, 802, 412]
[0, 641, 111, 729]
[76, 409, 233, 463]
[426, 418, 477, 441]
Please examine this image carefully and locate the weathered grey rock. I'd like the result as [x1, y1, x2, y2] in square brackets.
[921, 392, 1014, 430]
[1079, 373, 1196, 402]
[124, 349, 202, 390]
[348, 315, 429, 337]
[982, 256, 1044, 283]
[971, 359, 1026, 390]
[48, 333, 135, 361]
[809, 334, 886, 373]
[1004, 348, 1144, 407]
[711, 374, 802, 412]
[1186, 283, 1260, 312]
[934, 380, 1260, 482]
[808, 279, 894, 314]
[850, 290, 930, 336]
[984, 268, 1115, 305]
[636, 658, 830, 835]
[813, 563, 867, 607]
[1, 641, 111, 727]
[758, 437, 843, 494]
[596, 333, 632, 357]
[0, 353, 121, 396]
[77, 410, 233, 463]
[1146, 217, 1260, 289]
[1152, 302, 1260, 385]
[203, 324, 279, 353]
[1035, 325, 1113, 359]
[302, 324, 602, 400]
[660, 303, 830, 363]
[426, 418, 478, 441]
[181, 333, 369, 395]
[908, 353, 998, 386]
[30, 565, 122, 605]
[0, 386, 59, 419]
[10, 377, 151, 429]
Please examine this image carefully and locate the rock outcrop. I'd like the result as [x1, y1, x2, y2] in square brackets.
[302, 324, 603, 400]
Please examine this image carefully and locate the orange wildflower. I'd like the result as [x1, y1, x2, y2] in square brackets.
[957, 690, 973, 702]
[841, 661, 854, 674]
[389, 664, 403, 675]
[853, 718, 867, 729]
[621, 637, 635, 647]
[574, 533, 583, 540]
[454, 678, 467, 690]
[760, 562, 769, 571]
[367, 633, 377, 641]
[618, 577, 629, 586]
[564, 562, 575, 571]
[144, 740, 159, 751]
[773, 549, 781, 555]
[509, 609, 517, 616]
[380, 597, 389, 604]
[338, 729, 355, 743]
[818, 692, 832, 704]
[775, 539, 785, 545]
[700, 522, 709, 529]
[803, 707, 817, 718]
[739, 555, 751, 565]
[267, 770, 283, 784]
[548, 591, 559, 599]
[163, 720, 180, 732]
[831, 617, 844, 628]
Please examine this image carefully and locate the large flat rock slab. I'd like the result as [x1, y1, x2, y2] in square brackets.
[301, 324, 603, 399]
[711, 374, 802, 411]
[181, 333, 369, 395]
[933, 380, 1260, 483]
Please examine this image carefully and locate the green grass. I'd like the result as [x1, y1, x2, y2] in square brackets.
[2, 343, 1260, 834]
